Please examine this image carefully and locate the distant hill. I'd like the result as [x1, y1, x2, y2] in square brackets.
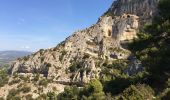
[0, 51, 32, 66]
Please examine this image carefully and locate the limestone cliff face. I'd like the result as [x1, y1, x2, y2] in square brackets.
[108, 0, 159, 25]
[10, 0, 159, 84]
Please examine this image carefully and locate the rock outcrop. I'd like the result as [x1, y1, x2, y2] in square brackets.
[10, 0, 159, 83]
[0, 0, 159, 99]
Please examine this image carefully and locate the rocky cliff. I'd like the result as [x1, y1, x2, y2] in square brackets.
[0, 0, 159, 99]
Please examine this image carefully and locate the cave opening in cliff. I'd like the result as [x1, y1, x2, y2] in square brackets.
[108, 30, 112, 37]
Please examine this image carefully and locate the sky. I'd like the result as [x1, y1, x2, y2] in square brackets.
[0, 0, 113, 52]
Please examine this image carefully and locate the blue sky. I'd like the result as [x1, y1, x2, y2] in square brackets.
[0, 0, 113, 52]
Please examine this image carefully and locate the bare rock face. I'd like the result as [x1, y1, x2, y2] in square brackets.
[7, 0, 158, 92]
[108, 0, 159, 26]
[112, 14, 139, 41]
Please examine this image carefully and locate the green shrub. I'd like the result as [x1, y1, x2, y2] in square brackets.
[61, 50, 67, 55]
[32, 74, 40, 82]
[7, 89, 21, 100]
[88, 79, 103, 93]
[59, 50, 67, 62]
[39, 49, 44, 55]
[46, 63, 52, 68]
[39, 78, 48, 87]
[41, 57, 45, 63]
[58, 79, 105, 100]
[69, 64, 77, 73]
[69, 62, 82, 73]
[87, 79, 105, 100]
[0, 69, 9, 87]
[83, 54, 90, 59]
[20, 86, 31, 93]
[19, 76, 29, 82]
[114, 84, 154, 100]
[47, 92, 57, 100]
[23, 56, 29, 61]
[57, 86, 82, 100]
[8, 79, 21, 85]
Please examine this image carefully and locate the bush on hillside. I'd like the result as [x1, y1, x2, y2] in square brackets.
[39, 78, 49, 87]
[0, 69, 9, 87]
[7, 89, 21, 100]
[114, 84, 154, 100]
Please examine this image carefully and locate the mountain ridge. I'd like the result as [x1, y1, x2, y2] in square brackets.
[10, 0, 158, 82]
[0, 0, 163, 99]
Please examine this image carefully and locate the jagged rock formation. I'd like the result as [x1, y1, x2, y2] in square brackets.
[0, 0, 159, 99]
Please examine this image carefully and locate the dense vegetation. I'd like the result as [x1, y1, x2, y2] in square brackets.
[0, 68, 9, 87]
[57, 79, 105, 100]
[130, 0, 170, 98]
